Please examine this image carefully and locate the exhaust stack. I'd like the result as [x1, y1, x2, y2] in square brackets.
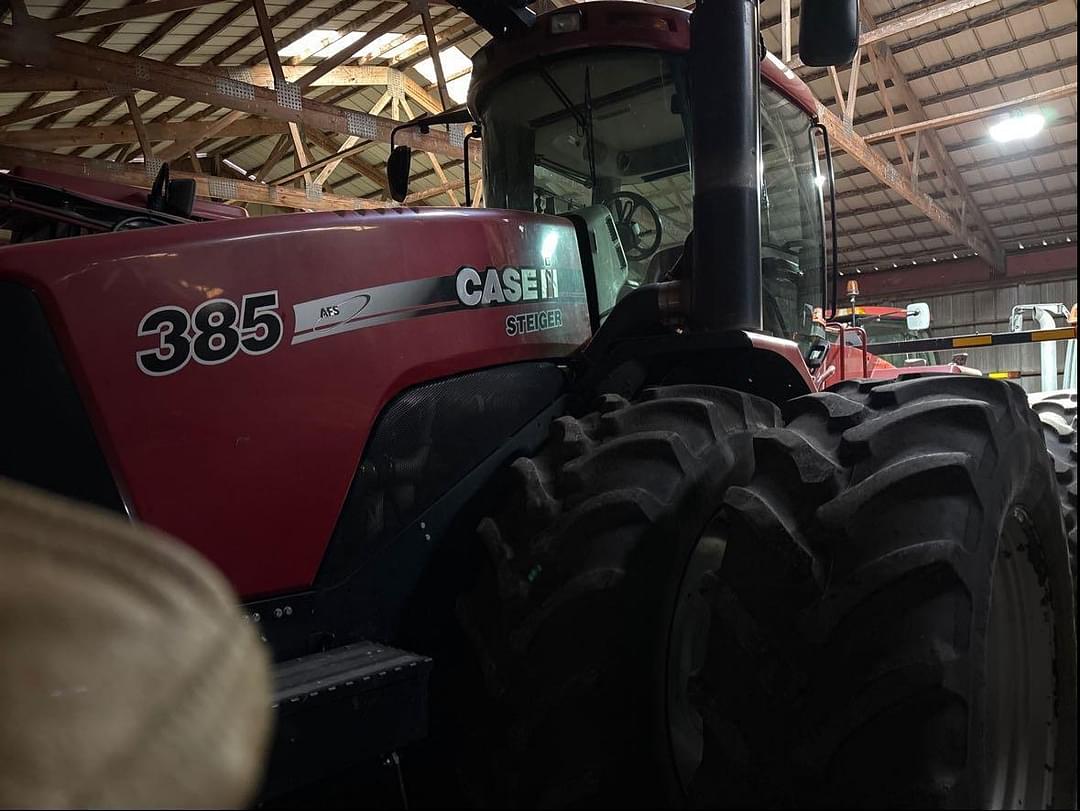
[689, 0, 762, 332]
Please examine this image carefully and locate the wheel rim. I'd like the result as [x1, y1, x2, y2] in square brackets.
[665, 511, 728, 796]
[984, 509, 1057, 809]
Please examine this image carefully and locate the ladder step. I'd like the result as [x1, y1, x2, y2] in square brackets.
[262, 641, 433, 799]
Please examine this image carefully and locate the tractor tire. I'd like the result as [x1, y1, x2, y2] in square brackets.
[459, 377, 1077, 809]
[457, 385, 780, 807]
[1030, 390, 1077, 579]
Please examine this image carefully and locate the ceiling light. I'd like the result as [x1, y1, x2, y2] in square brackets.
[952, 253, 958, 259]
[1042, 239, 1048, 246]
[988, 111, 1045, 143]
[813, 173, 826, 188]
[1019, 241, 1025, 249]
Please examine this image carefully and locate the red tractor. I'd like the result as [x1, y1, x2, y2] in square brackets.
[0, 0, 1075, 807]
[820, 300, 979, 386]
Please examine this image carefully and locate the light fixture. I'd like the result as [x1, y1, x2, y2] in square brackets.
[813, 174, 826, 189]
[932, 257, 938, 262]
[952, 252, 958, 259]
[1019, 241, 1025, 249]
[988, 111, 1045, 143]
[1042, 239, 1048, 246]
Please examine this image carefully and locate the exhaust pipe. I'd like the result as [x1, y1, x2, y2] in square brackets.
[689, 0, 762, 332]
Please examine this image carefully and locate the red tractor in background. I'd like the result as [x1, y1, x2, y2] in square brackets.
[0, 0, 1076, 807]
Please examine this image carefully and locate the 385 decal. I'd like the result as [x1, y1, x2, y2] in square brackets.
[136, 291, 283, 376]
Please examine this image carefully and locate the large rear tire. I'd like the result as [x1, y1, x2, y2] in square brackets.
[459, 377, 1077, 808]
[716, 376, 1077, 807]
[1031, 390, 1077, 579]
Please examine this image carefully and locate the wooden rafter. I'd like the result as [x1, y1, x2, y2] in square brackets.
[0, 118, 287, 149]
[125, 95, 155, 163]
[0, 90, 113, 127]
[0, 25, 477, 163]
[40, 0, 231, 34]
[255, 135, 290, 183]
[0, 145, 384, 211]
[298, 5, 419, 90]
[861, 21, 1004, 272]
[419, 0, 451, 111]
[817, 104, 997, 262]
[865, 82, 1078, 143]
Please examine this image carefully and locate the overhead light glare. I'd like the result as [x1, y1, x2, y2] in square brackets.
[988, 111, 1045, 143]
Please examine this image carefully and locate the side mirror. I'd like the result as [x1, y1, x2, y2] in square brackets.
[166, 178, 196, 218]
[906, 302, 930, 332]
[387, 145, 413, 203]
[798, 0, 860, 67]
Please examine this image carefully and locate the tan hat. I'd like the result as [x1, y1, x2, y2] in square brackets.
[0, 477, 272, 809]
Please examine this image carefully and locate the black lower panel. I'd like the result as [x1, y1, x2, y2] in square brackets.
[0, 282, 124, 513]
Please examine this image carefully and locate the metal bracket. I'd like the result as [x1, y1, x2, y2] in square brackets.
[144, 157, 163, 178]
[276, 81, 303, 112]
[134, 61, 150, 82]
[447, 123, 465, 149]
[387, 69, 405, 97]
[215, 77, 255, 101]
[208, 177, 239, 199]
[226, 67, 255, 86]
[346, 111, 377, 139]
[306, 183, 323, 202]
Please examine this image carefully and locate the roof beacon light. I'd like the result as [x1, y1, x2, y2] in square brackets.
[988, 111, 1045, 143]
[550, 11, 582, 34]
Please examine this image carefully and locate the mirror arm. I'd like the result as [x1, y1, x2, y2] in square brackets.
[462, 125, 481, 207]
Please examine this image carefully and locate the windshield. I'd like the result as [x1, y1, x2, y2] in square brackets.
[478, 49, 825, 355]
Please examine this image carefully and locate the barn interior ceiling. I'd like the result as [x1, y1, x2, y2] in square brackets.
[0, 0, 1074, 277]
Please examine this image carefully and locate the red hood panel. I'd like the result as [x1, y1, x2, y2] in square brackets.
[0, 208, 590, 596]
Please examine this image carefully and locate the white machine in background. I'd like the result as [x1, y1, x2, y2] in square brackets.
[1009, 302, 1077, 391]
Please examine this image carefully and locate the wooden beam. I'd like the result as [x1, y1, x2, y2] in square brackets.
[0, 24, 478, 163]
[863, 29, 1004, 272]
[865, 82, 1078, 143]
[844, 48, 861, 125]
[313, 91, 391, 186]
[864, 45, 910, 173]
[0, 145, 387, 210]
[283, 1, 395, 64]
[41, 0, 230, 34]
[158, 110, 247, 161]
[254, 134, 290, 183]
[419, 0, 450, 111]
[297, 4, 418, 89]
[859, 0, 997, 48]
[0, 90, 113, 127]
[125, 95, 154, 162]
[780, 0, 791, 64]
[251, 0, 286, 88]
[818, 104, 997, 262]
[0, 118, 287, 149]
[404, 178, 466, 205]
[828, 66, 846, 117]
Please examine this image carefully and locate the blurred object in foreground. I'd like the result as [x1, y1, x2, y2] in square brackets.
[0, 477, 272, 809]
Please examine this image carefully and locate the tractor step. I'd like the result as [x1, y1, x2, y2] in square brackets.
[261, 641, 433, 798]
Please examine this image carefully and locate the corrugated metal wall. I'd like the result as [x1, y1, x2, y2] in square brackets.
[875, 275, 1078, 394]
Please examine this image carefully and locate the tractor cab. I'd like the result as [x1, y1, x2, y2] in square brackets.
[462, 2, 829, 360]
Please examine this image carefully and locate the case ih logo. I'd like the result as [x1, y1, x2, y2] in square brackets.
[455, 266, 560, 307]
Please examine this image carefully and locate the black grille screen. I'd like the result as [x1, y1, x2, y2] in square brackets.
[0, 282, 124, 512]
[316, 362, 565, 585]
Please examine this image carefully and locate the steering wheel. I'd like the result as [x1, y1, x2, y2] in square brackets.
[603, 191, 663, 261]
